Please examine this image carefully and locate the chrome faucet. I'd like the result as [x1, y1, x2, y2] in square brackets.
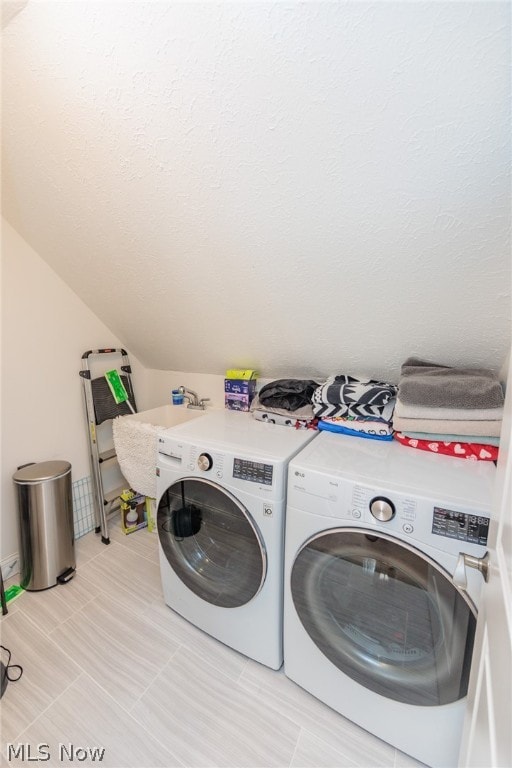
[178, 386, 210, 410]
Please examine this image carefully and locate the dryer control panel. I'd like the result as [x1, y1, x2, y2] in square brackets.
[350, 483, 490, 548]
[432, 507, 489, 546]
[288, 470, 491, 557]
[287, 434, 494, 559]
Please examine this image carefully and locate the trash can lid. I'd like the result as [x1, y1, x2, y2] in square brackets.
[13, 460, 72, 484]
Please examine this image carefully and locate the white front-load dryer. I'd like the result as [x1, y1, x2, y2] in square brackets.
[284, 431, 495, 767]
[156, 409, 317, 669]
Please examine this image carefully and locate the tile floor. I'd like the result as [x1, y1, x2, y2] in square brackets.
[1, 521, 425, 768]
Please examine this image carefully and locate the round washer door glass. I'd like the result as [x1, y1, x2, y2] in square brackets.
[291, 529, 477, 706]
[158, 478, 266, 608]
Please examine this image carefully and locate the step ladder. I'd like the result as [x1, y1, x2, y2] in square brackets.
[79, 348, 137, 544]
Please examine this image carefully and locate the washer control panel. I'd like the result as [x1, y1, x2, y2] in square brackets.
[158, 435, 282, 495]
[233, 458, 273, 486]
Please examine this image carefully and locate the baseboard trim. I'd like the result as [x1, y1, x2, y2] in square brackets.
[1, 553, 20, 581]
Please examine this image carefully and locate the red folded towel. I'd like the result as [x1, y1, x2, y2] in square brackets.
[394, 432, 498, 462]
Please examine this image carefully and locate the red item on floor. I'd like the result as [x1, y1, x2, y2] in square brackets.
[394, 432, 499, 461]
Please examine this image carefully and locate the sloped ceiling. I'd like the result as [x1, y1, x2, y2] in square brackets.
[1, 1, 28, 28]
[2, 1, 510, 381]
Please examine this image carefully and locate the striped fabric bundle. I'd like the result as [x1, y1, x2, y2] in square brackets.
[313, 375, 397, 440]
[312, 375, 397, 421]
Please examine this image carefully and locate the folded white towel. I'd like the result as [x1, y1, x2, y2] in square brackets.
[112, 416, 159, 498]
[394, 398, 503, 421]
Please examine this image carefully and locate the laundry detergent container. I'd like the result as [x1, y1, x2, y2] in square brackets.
[13, 460, 76, 591]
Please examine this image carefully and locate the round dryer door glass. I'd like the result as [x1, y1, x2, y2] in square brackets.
[157, 478, 266, 608]
[291, 529, 477, 706]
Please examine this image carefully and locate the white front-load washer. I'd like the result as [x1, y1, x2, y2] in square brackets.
[283, 431, 495, 767]
[156, 409, 317, 669]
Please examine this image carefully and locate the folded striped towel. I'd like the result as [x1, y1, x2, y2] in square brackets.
[313, 397, 396, 422]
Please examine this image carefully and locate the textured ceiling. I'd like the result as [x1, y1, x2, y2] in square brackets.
[2, 1, 510, 381]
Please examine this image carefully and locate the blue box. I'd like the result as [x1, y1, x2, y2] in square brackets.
[224, 379, 257, 396]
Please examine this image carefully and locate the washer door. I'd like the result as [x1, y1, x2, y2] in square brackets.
[157, 478, 266, 608]
[290, 529, 476, 706]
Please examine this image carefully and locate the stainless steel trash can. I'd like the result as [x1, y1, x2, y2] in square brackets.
[13, 461, 76, 591]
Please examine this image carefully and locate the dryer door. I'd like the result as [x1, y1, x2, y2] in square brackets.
[157, 478, 266, 608]
[290, 528, 476, 706]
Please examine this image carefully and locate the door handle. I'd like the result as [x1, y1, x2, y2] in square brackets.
[453, 551, 490, 589]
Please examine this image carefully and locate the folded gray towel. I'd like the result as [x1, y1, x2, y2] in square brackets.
[399, 357, 504, 409]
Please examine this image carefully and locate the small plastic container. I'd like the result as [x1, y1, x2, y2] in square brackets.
[172, 389, 184, 405]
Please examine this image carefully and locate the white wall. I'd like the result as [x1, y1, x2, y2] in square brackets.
[0, 220, 149, 563]
[2, 1, 510, 379]
[0, 220, 233, 565]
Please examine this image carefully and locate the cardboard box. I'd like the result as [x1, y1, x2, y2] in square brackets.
[224, 378, 257, 410]
[225, 392, 253, 411]
[120, 490, 147, 534]
[145, 497, 157, 532]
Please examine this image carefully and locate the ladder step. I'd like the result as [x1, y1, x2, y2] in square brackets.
[103, 485, 125, 505]
[99, 448, 117, 463]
